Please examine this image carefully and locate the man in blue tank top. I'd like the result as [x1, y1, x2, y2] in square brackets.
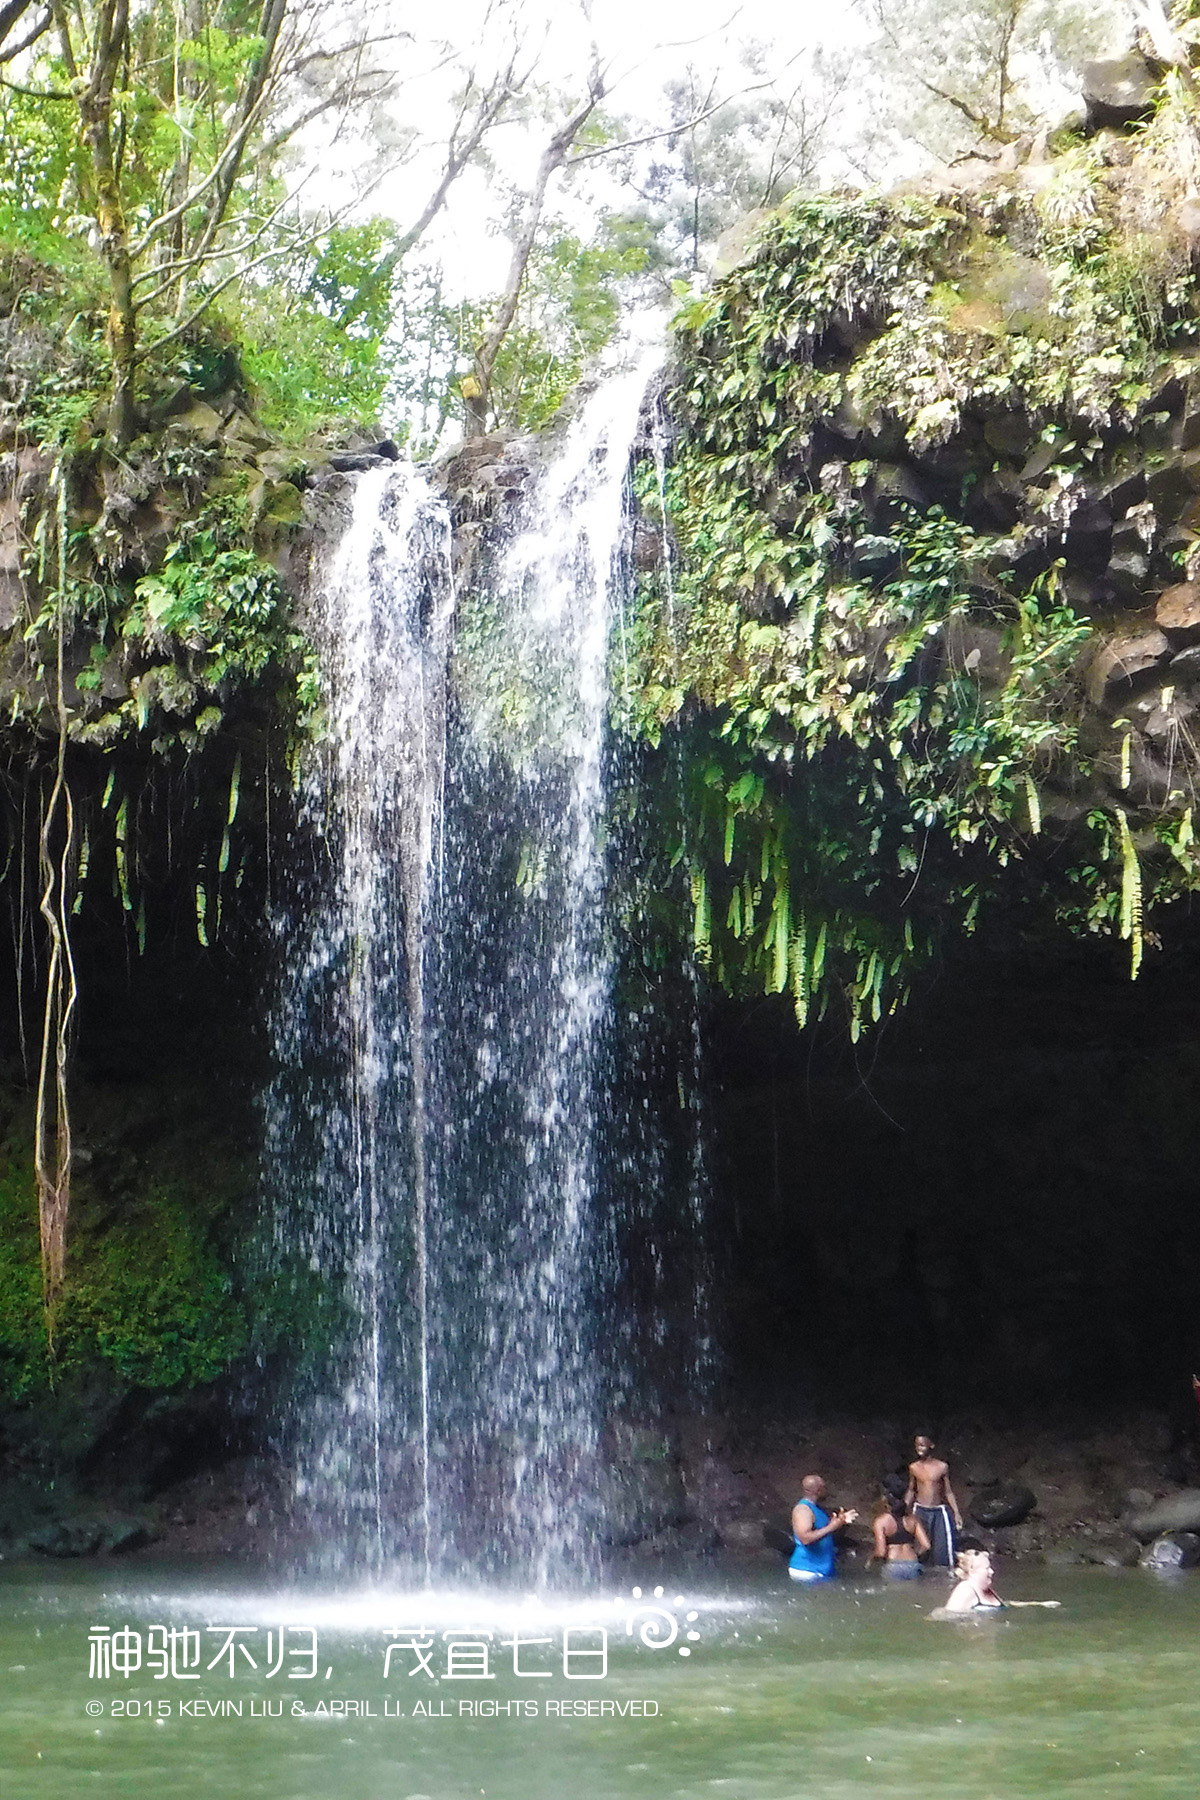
[790, 1474, 858, 1582]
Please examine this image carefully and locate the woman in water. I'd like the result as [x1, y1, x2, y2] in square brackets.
[871, 1478, 931, 1579]
[935, 1549, 1061, 1616]
[944, 1548, 1005, 1611]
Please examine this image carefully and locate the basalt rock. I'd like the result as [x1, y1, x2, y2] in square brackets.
[29, 1519, 104, 1557]
[1140, 1529, 1200, 1570]
[1081, 54, 1159, 131]
[1126, 1489, 1200, 1540]
[970, 1484, 1037, 1528]
[1155, 582, 1200, 636]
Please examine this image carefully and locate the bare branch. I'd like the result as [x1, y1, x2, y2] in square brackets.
[131, 174, 311, 310]
[132, 158, 406, 366]
[0, 72, 69, 96]
[0, 2, 50, 65]
[567, 69, 791, 165]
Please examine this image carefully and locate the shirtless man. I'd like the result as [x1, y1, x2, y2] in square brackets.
[904, 1434, 962, 1568]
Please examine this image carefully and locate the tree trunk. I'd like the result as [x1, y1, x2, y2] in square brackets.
[75, 0, 138, 443]
[466, 78, 605, 437]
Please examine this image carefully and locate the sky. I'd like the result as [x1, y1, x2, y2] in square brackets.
[304, 0, 1135, 307]
[305, 0, 867, 301]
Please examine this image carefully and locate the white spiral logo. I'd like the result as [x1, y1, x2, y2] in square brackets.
[625, 1607, 679, 1648]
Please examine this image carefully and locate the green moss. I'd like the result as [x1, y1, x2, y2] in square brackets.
[0, 1142, 46, 1400]
[0, 1101, 253, 1403]
[67, 1192, 248, 1390]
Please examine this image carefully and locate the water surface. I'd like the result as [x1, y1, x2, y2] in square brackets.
[1, 1559, 1196, 1798]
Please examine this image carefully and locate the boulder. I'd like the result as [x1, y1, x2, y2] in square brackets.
[716, 1519, 765, 1550]
[328, 451, 395, 473]
[1043, 1546, 1087, 1569]
[29, 1520, 104, 1558]
[762, 1522, 796, 1557]
[1146, 452, 1200, 513]
[1081, 54, 1159, 131]
[1046, 1533, 1140, 1568]
[1088, 1537, 1142, 1569]
[1098, 466, 1147, 515]
[106, 1522, 155, 1555]
[1126, 1489, 1200, 1540]
[970, 1484, 1036, 1529]
[1087, 628, 1170, 702]
[983, 413, 1036, 459]
[967, 470, 1024, 531]
[1140, 1530, 1200, 1571]
[596, 1458, 691, 1548]
[982, 253, 1052, 332]
[1156, 581, 1200, 635]
[1106, 546, 1153, 601]
[869, 462, 928, 521]
[712, 209, 774, 277]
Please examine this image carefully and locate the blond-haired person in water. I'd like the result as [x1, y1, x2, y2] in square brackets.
[937, 1549, 1061, 1615]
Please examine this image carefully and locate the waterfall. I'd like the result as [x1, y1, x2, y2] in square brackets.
[266, 352, 704, 1584]
[266, 462, 453, 1575]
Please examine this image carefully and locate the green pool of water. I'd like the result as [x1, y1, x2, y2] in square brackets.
[1, 1559, 1196, 1798]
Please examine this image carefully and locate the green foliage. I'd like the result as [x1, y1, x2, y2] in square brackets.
[236, 222, 410, 441]
[473, 215, 653, 434]
[0, 0, 415, 442]
[67, 1193, 247, 1389]
[673, 187, 1195, 457]
[0, 1142, 45, 1399]
[17, 468, 316, 765]
[133, 542, 285, 683]
[625, 179, 1200, 1025]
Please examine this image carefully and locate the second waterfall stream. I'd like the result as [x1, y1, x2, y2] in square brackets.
[265, 351, 705, 1585]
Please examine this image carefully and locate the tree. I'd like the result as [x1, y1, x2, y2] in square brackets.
[857, 0, 1130, 163]
[0, 0, 49, 63]
[5, 0, 529, 442]
[464, 58, 610, 434]
[626, 46, 847, 276]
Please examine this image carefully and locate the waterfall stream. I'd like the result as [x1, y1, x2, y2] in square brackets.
[267, 355, 704, 1583]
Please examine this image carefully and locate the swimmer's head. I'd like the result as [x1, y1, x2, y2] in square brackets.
[914, 1434, 935, 1458]
[882, 1474, 908, 1516]
[955, 1549, 992, 1581]
[801, 1474, 826, 1502]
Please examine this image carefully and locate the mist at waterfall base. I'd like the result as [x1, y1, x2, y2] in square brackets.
[263, 357, 708, 1585]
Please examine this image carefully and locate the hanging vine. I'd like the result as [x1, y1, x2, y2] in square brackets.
[34, 460, 79, 1335]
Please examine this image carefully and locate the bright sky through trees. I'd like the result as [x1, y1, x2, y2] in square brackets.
[309, 0, 864, 301]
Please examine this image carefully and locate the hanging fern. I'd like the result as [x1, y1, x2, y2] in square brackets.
[1117, 810, 1143, 980]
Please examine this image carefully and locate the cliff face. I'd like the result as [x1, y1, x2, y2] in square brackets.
[628, 88, 1200, 1028]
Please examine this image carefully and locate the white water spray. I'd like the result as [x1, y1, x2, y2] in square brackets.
[266, 348, 708, 1582]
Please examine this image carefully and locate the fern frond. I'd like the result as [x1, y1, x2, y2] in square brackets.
[1117, 810, 1143, 979]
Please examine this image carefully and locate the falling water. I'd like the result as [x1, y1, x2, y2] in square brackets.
[265, 462, 453, 1575]
[266, 350, 705, 1583]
